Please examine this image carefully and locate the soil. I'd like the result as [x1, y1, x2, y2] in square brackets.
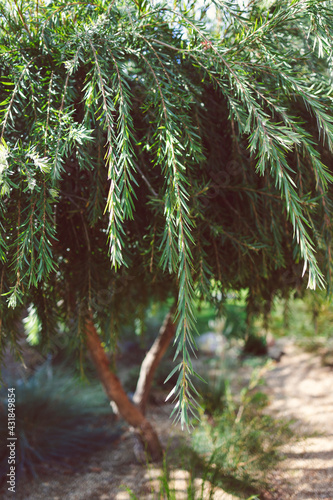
[1, 339, 333, 500]
[264, 339, 333, 500]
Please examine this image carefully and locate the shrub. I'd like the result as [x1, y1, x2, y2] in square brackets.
[243, 333, 268, 357]
[192, 370, 294, 495]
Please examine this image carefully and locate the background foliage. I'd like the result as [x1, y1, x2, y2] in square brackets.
[0, 364, 121, 482]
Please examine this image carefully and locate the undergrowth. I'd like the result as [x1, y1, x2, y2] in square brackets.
[192, 370, 294, 495]
[126, 367, 294, 499]
[0, 364, 121, 484]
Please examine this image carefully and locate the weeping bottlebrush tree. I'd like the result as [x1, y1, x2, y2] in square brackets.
[1, 0, 333, 458]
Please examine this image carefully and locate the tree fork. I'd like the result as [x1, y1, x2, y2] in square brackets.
[85, 314, 163, 461]
[133, 308, 176, 414]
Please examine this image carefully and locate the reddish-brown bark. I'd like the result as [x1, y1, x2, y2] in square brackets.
[85, 315, 163, 461]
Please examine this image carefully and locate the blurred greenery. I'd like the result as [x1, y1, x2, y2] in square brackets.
[191, 369, 294, 496]
[269, 292, 333, 339]
[0, 365, 121, 483]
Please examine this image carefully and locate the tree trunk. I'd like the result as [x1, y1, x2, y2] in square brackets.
[133, 309, 176, 414]
[85, 315, 163, 461]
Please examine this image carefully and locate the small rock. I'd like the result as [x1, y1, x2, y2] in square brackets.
[197, 332, 227, 356]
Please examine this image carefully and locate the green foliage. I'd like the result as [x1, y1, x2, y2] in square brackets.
[269, 290, 333, 340]
[0, 365, 121, 481]
[192, 370, 294, 494]
[194, 302, 217, 335]
[1, 0, 333, 424]
[221, 301, 248, 340]
[197, 373, 229, 417]
[260, 289, 333, 358]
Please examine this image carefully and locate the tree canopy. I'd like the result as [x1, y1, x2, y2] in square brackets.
[1, 0, 333, 426]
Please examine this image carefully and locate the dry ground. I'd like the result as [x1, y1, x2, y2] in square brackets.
[1, 401, 238, 500]
[264, 340, 333, 500]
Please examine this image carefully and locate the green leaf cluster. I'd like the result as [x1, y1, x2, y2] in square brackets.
[1, 0, 333, 424]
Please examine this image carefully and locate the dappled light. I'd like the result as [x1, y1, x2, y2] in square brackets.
[1, 0, 333, 498]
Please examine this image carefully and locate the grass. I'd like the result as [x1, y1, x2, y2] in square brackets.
[123, 453, 261, 500]
[0, 363, 122, 483]
[190, 368, 294, 497]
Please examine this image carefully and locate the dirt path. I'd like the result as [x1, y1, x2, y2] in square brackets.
[265, 340, 333, 500]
